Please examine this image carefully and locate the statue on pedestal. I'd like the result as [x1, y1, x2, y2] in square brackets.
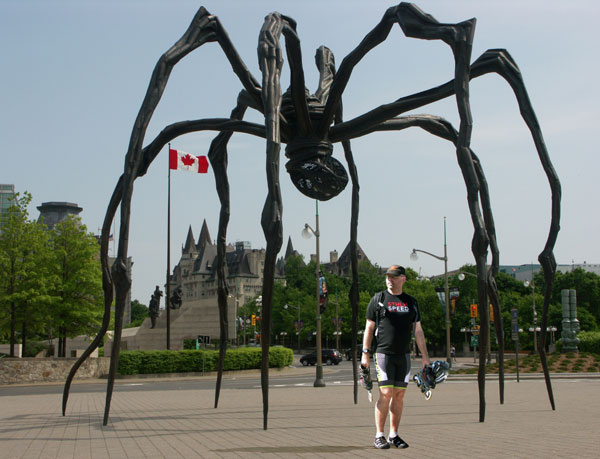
[149, 285, 163, 329]
[170, 286, 182, 310]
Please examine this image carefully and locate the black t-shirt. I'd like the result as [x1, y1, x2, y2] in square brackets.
[366, 290, 420, 355]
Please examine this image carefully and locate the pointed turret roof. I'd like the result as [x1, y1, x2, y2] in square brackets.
[197, 219, 212, 249]
[338, 240, 369, 265]
[182, 225, 197, 254]
[284, 236, 295, 259]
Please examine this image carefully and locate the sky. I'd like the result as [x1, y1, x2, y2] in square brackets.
[2, 0, 598, 304]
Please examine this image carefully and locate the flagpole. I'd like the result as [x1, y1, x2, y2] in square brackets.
[166, 143, 171, 350]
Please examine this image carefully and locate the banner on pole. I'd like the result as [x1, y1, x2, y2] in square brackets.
[435, 287, 460, 315]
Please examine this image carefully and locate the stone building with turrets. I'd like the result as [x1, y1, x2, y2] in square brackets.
[171, 219, 275, 308]
[107, 220, 285, 352]
[321, 242, 370, 276]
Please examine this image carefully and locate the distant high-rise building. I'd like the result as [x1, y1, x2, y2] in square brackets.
[36, 201, 83, 230]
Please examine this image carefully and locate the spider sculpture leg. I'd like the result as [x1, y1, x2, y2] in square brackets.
[325, 6, 559, 419]
[472, 152, 505, 404]
[63, 7, 268, 425]
[363, 114, 507, 406]
[206, 94, 251, 409]
[335, 116, 361, 404]
[325, 1, 494, 420]
[471, 49, 560, 410]
[313, 6, 493, 419]
[313, 43, 362, 404]
[101, 8, 237, 426]
[338, 133, 361, 404]
[62, 178, 121, 416]
[256, 13, 286, 431]
[375, 47, 562, 412]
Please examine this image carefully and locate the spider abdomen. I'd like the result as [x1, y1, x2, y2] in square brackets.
[285, 138, 348, 201]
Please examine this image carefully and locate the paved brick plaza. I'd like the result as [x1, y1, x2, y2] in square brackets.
[1, 363, 599, 458]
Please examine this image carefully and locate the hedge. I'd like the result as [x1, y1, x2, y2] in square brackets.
[578, 331, 600, 354]
[555, 331, 600, 354]
[117, 346, 294, 375]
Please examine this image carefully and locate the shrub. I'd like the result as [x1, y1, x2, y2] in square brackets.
[554, 339, 561, 352]
[23, 341, 48, 357]
[117, 346, 293, 375]
[578, 331, 600, 354]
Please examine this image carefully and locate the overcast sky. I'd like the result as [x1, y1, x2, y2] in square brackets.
[2, 0, 598, 303]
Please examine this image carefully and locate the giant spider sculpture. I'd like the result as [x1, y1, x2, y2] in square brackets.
[63, 3, 561, 429]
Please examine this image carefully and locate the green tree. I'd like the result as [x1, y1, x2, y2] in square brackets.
[47, 216, 103, 357]
[404, 268, 445, 352]
[357, 260, 384, 296]
[128, 299, 149, 328]
[0, 192, 54, 357]
[284, 255, 314, 292]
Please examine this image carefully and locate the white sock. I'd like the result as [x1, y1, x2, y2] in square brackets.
[376, 432, 385, 438]
[389, 431, 397, 439]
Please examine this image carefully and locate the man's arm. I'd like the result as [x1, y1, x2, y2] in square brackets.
[414, 321, 430, 367]
[361, 319, 376, 368]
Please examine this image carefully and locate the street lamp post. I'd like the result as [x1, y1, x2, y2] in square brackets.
[255, 295, 262, 345]
[334, 289, 341, 351]
[547, 326, 557, 344]
[228, 293, 241, 345]
[302, 200, 325, 387]
[410, 217, 451, 368]
[524, 280, 538, 352]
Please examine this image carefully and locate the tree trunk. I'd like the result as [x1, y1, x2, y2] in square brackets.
[10, 302, 16, 357]
[21, 318, 27, 357]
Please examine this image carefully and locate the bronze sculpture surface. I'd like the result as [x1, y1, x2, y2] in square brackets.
[170, 287, 182, 310]
[62, 3, 561, 429]
[148, 286, 162, 328]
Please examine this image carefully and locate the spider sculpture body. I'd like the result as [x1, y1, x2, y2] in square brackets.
[63, 3, 561, 429]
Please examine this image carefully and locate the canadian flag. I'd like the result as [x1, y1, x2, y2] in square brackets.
[169, 148, 209, 173]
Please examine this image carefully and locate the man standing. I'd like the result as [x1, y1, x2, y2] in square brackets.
[361, 265, 430, 449]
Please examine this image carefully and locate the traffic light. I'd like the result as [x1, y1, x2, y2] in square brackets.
[470, 304, 478, 318]
[251, 314, 256, 326]
[489, 304, 494, 323]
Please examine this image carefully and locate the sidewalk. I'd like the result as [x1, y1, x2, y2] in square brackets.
[1, 362, 599, 458]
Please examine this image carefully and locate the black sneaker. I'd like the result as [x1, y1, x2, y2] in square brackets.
[373, 436, 390, 449]
[388, 435, 409, 449]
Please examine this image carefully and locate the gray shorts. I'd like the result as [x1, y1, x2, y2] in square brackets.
[374, 353, 411, 388]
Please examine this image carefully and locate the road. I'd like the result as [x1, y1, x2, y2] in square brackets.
[0, 359, 358, 396]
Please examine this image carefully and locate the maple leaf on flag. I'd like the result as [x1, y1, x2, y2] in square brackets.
[181, 154, 196, 166]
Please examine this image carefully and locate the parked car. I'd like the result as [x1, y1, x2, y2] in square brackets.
[345, 347, 363, 360]
[300, 349, 342, 366]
